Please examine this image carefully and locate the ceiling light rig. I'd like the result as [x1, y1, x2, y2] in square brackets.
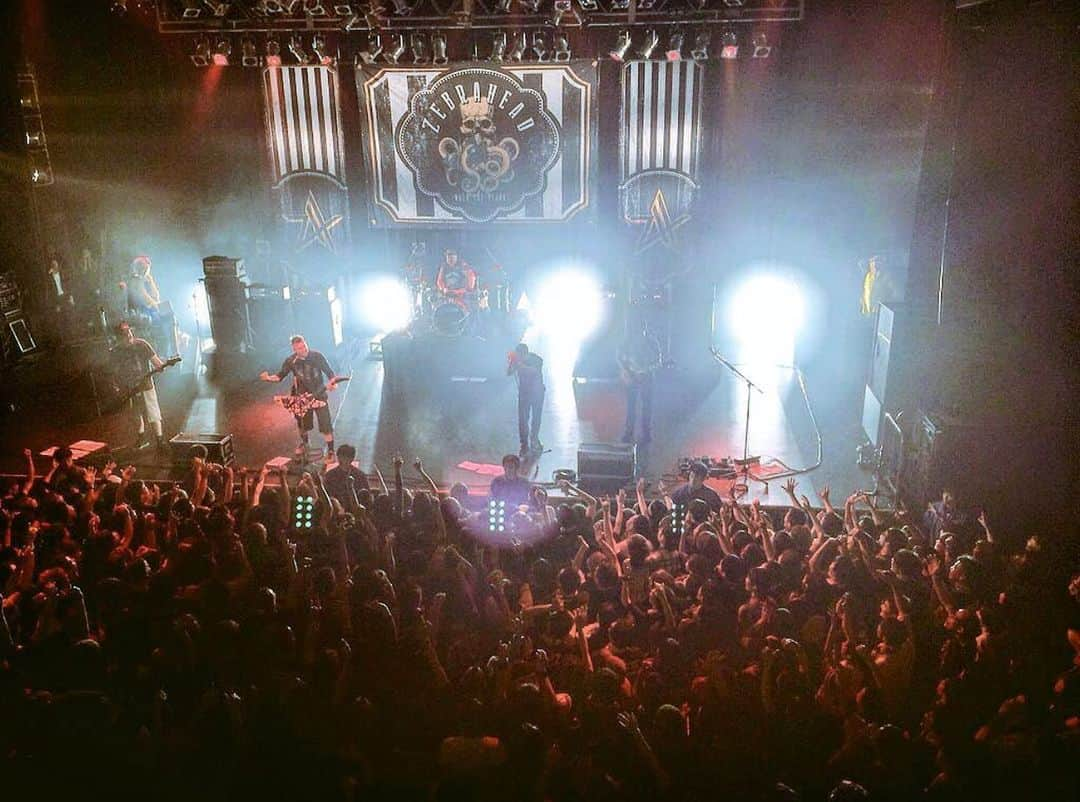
[490, 31, 507, 62]
[690, 31, 709, 62]
[358, 33, 383, 64]
[410, 32, 429, 64]
[266, 38, 283, 66]
[432, 32, 448, 65]
[553, 32, 571, 62]
[383, 33, 406, 64]
[312, 34, 336, 64]
[532, 31, 549, 63]
[191, 36, 211, 66]
[666, 31, 684, 62]
[719, 30, 738, 59]
[751, 32, 771, 58]
[508, 30, 527, 62]
[288, 34, 312, 64]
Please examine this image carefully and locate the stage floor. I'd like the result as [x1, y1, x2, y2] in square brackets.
[0, 334, 874, 507]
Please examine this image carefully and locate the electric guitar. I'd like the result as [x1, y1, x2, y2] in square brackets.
[272, 377, 351, 417]
[114, 355, 182, 404]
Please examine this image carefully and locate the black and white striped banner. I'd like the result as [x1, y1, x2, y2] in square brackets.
[358, 63, 597, 225]
[262, 66, 350, 256]
[620, 61, 705, 226]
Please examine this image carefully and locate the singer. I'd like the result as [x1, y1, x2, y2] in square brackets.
[507, 342, 545, 457]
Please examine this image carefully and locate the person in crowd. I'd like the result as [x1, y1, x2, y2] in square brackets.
[0, 431, 1077, 802]
[322, 443, 370, 503]
[489, 453, 531, 509]
[669, 460, 723, 512]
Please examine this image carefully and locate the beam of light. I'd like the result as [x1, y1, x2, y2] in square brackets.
[727, 272, 805, 368]
[354, 275, 413, 334]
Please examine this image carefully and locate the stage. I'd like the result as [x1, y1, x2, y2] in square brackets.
[0, 333, 873, 507]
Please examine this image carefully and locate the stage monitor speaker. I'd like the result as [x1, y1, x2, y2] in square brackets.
[169, 432, 235, 468]
[577, 442, 636, 492]
[291, 285, 344, 354]
[203, 256, 249, 353]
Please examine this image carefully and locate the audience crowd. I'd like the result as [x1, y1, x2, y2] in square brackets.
[1, 444, 1077, 802]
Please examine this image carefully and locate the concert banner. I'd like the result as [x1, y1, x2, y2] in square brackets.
[262, 66, 350, 256]
[619, 61, 705, 252]
[357, 62, 597, 225]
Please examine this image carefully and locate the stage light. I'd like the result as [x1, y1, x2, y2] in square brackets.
[552, 0, 579, 26]
[690, 31, 709, 62]
[666, 31, 684, 61]
[260, 0, 286, 12]
[212, 39, 232, 66]
[389, 0, 414, 14]
[29, 152, 53, 186]
[533, 269, 605, 342]
[25, 125, 46, 149]
[488, 499, 506, 534]
[508, 30, 527, 62]
[489, 31, 507, 62]
[205, 1, 232, 16]
[191, 37, 211, 67]
[688, 0, 706, 9]
[637, 29, 659, 60]
[179, 0, 201, 17]
[356, 276, 413, 333]
[727, 273, 805, 365]
[609, 30, 632, 62]
[638, 0, 656, 9]
[752, 32, 771, 58]
[111, 0, 128, 14]
[579, 0, 598, 8]
[312, 34, 336, 64]
[383, 33, 406, 64]
[493, 0, 512, 11]
[334, 3, 356, 13]
[723, 0, 744, 6]
[240, 38, 259, 67]
[303, 0, 328, 14]
[521, 0, 541, 12]
[266, 38, 283, 66]
[532, 31, 549, 62]
[720, 30, 738, 59]
[410, 33, 428, 64]
[610, 0, 629, 8]
[432, 32, 448, 65]
[553, 32, 571, 62]
[358, 33, 383, 64]
[288, 35, 312, 64]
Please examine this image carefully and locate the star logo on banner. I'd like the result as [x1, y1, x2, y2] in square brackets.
[297, 190, 343, 254]
[636, 189, 690, 254]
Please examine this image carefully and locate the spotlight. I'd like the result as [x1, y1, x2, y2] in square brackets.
[533, 269, 605, 342]
[266, 38, 283, 66]
[389, 0, 414, 13]
[110, 0, 128, 14]
[752, 32, 771, 58]
[579, 0, 597, 8]
[638, 0, 655, 9]
[180, 0, 201, 17]
[289, 35, 312, 64]
[727, 273, 805, 365]
[666, 31, 684, 61]
[383, 33, 406, 64]
[553, 32, 571, 62]
[610, 0, 629, 8]
[364, 5, 387, 27]
[30, 159, 54, 186]
[494, 0, 512, 10]
[357, 33, 383, 64]
[690, 31, 709, 62]
[609, 30, 632, 62]
[719, 30, 738, 59]
[303, 0, 328, 14]
[508, 30, 527, 61]
[241, 38, 259, 67]
[261, 0, 286, 11]
[723, 0, 744, 6]
[520, 0, 541, 12]
[432, 32, 448, 65]
[490, 31, 507, 62]
[356, 276, 413, 332]
[191, 37, 211, 67]
[532, 31, 549, 62]
[312, 34, 336, 65]
[212, 38, 232, 66]
[25, 125, 46, 149]
[204, 0, 232, 16]
[637, 29, 659, 60]
[410, 33, 428, 64]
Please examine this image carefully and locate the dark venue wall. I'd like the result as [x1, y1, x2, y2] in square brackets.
[904, 0, 1080, 537]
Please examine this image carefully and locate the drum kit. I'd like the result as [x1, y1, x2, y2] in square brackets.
[405, 279, 510, 337]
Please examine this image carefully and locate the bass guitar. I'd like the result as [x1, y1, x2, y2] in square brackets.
[114, 355, 182, 405]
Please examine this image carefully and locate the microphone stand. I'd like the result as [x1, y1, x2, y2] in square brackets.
[710, 347, 766, 493]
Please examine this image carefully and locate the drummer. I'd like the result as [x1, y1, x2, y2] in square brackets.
[435, 248, 478, 310]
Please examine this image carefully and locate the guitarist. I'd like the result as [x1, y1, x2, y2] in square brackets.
[259, 335, 344, 461]
[618, 323, 662, 445]
[115, 320, 168, 451]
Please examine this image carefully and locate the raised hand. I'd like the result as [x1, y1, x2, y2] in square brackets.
[616, 487, 627, 508]
[636, 477, 646, 494]
[818, 486, 831, 506]
[782, 478, 798, 497]
[121, 465, 137, 482]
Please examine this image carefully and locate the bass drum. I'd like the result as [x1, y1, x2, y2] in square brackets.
[432, 301, 467, 337]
